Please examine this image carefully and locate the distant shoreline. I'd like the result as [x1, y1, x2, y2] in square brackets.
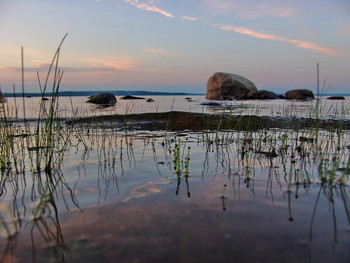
[3, 90, 204, 98]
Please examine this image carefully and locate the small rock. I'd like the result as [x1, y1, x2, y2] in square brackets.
[200, 101, 222, 106]
[285, 89, 315, 100]
[120, 95, 145, 100]
[327, 96, 345, 100]
[241, 90, 279, 100]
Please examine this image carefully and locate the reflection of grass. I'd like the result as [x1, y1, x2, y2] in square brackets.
[1, 121, 349, 261]
[0, 35, 82, 263]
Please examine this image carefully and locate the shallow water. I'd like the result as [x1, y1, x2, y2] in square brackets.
[2, 95, 350, 120]
[0, 127, 349, 262]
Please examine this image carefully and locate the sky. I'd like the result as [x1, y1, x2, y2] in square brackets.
[0, 0, 349, 94]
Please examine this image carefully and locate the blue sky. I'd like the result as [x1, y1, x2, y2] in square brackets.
[0, 0, 349, 94]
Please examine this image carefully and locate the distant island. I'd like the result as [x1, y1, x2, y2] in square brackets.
[4, 90, 204, 98]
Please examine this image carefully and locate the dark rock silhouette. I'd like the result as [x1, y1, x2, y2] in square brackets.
[285, 89, 315, 100]
[86, 92, 117, 105]
[241, 90, 279, 100]
[200, 101, 222, 106]
[120, 95, 145, 100]
[327, 96, 345, 100]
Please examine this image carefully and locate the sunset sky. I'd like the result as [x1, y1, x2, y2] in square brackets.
[1, 0, 349, 94]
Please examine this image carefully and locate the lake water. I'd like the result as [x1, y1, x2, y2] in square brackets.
[2, 95, 350, 120]
[0, 95, 349, 263]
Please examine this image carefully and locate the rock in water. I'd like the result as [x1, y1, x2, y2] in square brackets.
[327, 96, 345, 100]
[87, 92, 117, 105]
[285, 89, 315, 100]
[242, 90, 279, 100]
[206, 72, 257, 100]
[120, 95, 145, 100]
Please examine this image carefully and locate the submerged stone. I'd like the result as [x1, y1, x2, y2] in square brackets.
[200, 101, 222, 106]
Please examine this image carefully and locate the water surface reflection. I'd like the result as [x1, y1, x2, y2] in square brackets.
[0, 130, 349, 262]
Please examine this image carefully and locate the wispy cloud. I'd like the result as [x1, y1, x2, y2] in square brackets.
[123, 1, 200, 22]
[124, 0, 174, 18]
[201, 0, 296, 19]
[0, 66, 18, 72]
[144, 47, 177, 55]
[181, 16, 199, 21]
[0, 56, 135, 74]
[83, 57, 135, 70]
[0, 64, 114, 73]
[215, 24, 340, 56]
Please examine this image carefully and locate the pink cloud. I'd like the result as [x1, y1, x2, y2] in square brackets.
[215, 24, 341, 56]
[0, 66, 18, 72]
[83, 57, 136, 70]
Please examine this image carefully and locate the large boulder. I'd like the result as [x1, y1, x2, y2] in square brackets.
[86, 92, 117, 105]
[241, 90, 279, 100]
[206, 72, 257, 100]
[285, 89, 315, 100]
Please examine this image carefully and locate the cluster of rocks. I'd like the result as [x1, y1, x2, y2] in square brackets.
[86, 93, 155, 106]
[86, 72, 345, 106]
[206, 72, 317, 101]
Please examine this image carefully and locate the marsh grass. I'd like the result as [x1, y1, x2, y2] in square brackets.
[0, 35, 86, 263]
[0, 34, 71, 174]
[1, 114, 349, 262]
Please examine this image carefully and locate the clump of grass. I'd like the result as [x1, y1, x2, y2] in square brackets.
[0, 34, 74, 176]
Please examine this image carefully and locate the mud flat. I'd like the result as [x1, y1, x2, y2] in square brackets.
[71, 111, 350, 131]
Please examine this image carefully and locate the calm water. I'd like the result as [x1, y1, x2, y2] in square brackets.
[0, 96, 349, 263]
[2, 95, 350, 120]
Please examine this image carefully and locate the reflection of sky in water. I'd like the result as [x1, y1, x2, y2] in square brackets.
[0, 127, 349, 262]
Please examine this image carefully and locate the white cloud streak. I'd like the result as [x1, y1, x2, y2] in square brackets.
[123, 0, 199, 21]
[144, 47, 177, 56]
[215, 24, 341, 56]
[181, 16, 199, 21]
[124, 0, 175, 18]
[144, 48, 167, 54]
